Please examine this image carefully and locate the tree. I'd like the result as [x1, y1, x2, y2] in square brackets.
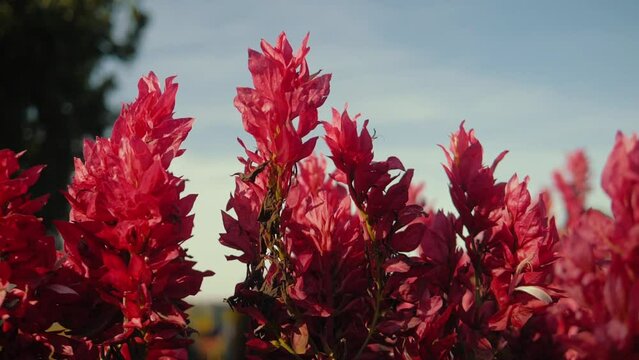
[0, 0, 147, 228]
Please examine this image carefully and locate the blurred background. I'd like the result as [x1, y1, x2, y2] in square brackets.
[1, 1, 638, 358]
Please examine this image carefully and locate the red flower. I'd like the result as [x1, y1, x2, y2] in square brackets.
[0, 149, 58, 356]
[222, 33, 336, 359]
[602, 131, 639, 236]
[222, 32, 332, 266]
[219, 177, 264, 264]
[441, 123, 560, 357]
[283, 154, 370, 357]
[58, 72, 212, 358]
[553, 150, 590, 229]
[487, 175, 559, 331]
[553, 132, 639, 359]
[324, 108, 431, 358]
[235, 32, 331, 169]
[441, 122, 507, 235]
[324, 108, 423, 252]
[323, 108, 374, 181]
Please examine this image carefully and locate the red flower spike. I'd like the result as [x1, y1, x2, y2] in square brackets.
[441, 122, 507, 236]
[487, 175, 559, 331]
[323, 108, 374, 179]
[222, 33, 337, 359]
[219, 178, 264, 264]
[283, 154, 370, 356]
[0, 149, 60, 356]
[324, 107, 434, 358]
[440, 123, 562, 358]
[553, 131, 639, 359]
[553, 150, 591, 229]
[602, 131, 639, 236]
[235, 32, 331, 168]
[323, 108, 421, 251]
[58, 72, 212, 358]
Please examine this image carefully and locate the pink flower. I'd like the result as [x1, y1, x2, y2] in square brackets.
[602, 131, 639, 236]
[442, 123, 560, 357]
[0, 149, 58, 356]
[441, 122, 507, 236]
[235, 32, 331, 168]
[222, 33, 336, 359]
[487, 175, 559, 331]
[553, 150, 590, 229]
[324, 108, 431, 358]
[58, 73, 212, 358]
[324, 108, 423, 252]
[554, 132, 639, 359]
[283, 154, 370, 356]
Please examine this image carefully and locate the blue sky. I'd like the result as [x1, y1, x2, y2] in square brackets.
[107, 1, 639, 301]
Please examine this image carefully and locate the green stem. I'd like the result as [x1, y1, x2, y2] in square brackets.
[352, 213, 383, 360]
[277, 337, 304, 359]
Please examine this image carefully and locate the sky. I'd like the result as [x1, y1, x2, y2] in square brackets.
[106, 1, 639, 302]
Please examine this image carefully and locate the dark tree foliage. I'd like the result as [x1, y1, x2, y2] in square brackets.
[0, 0, 147, 229]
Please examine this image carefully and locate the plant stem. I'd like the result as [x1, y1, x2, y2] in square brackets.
[352, 213, 383, 360]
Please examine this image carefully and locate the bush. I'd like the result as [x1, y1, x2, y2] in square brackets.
[1, 32, 637, 360]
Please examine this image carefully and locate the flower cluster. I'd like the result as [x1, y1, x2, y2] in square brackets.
[221, 32, 438, 359]
[283, 154, 370, 357]
[553, 150, 590, 229]
[403, 124, 560, 359]
[0, 149, 58, 357]
[0, 74, 211, 359]
[2, 31, 637, 360]
[324, 108, 430, 358]
[220, 32, 342, 358]
[549, 132, 639, 359]
[54, 73, 212, 359]
[221, 34, 567, 360]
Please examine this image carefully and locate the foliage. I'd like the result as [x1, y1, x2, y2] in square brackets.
[220, 33, 639, 360]
[0, 31, 637, 359]
[0, 74, 210, 359]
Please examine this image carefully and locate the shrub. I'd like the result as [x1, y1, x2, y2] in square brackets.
[219, 33, 638, 360]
